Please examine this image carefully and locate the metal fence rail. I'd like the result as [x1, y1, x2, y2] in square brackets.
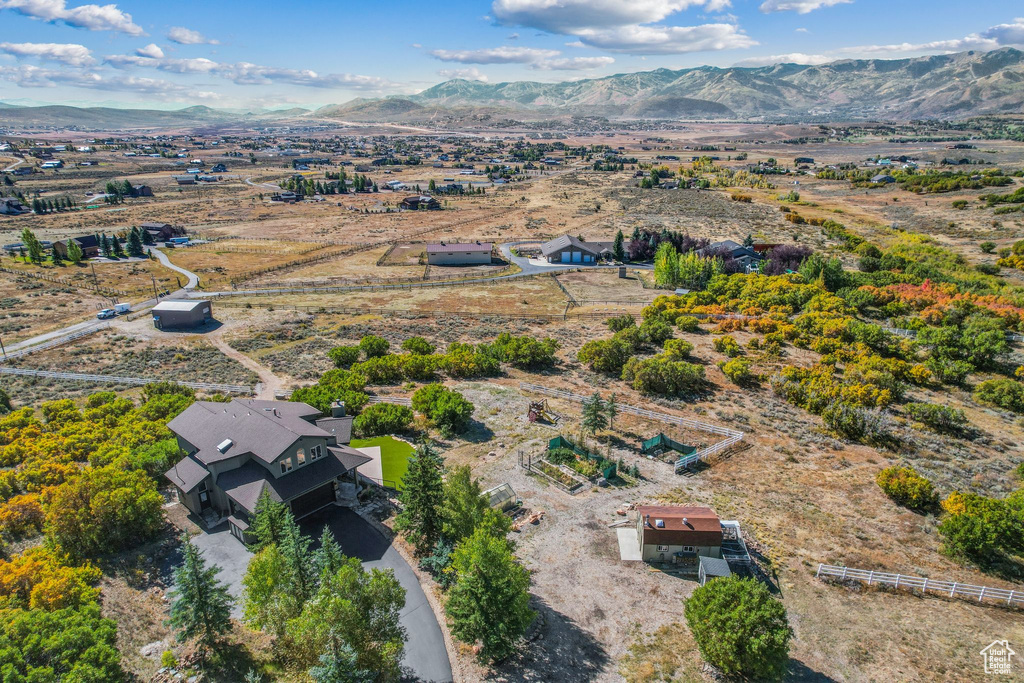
[816, 563, 1024, 607]
[0, 367, 253, 394]
[519, 382, 744, 473]
[0, 323, 110, 364]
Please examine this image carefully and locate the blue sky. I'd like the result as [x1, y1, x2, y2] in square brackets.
[0, 0, 1021, 109]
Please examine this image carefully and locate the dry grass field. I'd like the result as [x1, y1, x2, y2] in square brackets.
[0, 271, 108, 342]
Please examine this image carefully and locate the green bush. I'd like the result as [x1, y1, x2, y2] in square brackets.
[490, 333, 559, 370]
[904, 402, 967, 434]
[718, 357, 755, 385]
[327, 345, 360, 368]
[713, 335, 743, 358]
[979, 241, 996, 254]
[359, 335, 390, 359]
[676, 315, 700, 333]
[663, 338, 694, 361]
[821, 402, 891, 445]
[952, 200, 968, 210]
[606, 314, 636, 333]
[290, 368, 369, 414]
[684, 576, 792, 679]
[353, 403, 413, 437]
[412, 384, 474, 436]
[876, 466, 937, 511]
[639, 318, 674, 345]
[401, 336, 435, 355]
[352, 355, 404, 384]
[577, 336, 635, 374]
[974, 378, 1024, 413]
[399, 354, 440, 382]
[622, 356, 704, 396]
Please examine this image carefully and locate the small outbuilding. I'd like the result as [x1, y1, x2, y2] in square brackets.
[698, 556, 732, 585]
[426, 241, 493, 266]
[151, 300, 213, 330]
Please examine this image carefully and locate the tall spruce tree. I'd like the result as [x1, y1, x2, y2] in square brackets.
[613, 230, 625, 262]
[126, 227, 145, 257]
[167, 533, 234, 648]
[441, 465, 488, 546]
[279, 512, 314, 605]
[394, 443, 444, 556]
[314, 526, 344, 581]
[582, 392, 608, 435]
[250, 488, 289, 551]
[66, 240, 83, 264]
[309, 642, 374, 683]
[20, 228, 43, 264]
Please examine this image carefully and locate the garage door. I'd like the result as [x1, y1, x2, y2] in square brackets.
[290, 481, 335, 519]
[561, 251, 571, 263]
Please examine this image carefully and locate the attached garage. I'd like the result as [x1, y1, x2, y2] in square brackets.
[290, 481, 336, 519]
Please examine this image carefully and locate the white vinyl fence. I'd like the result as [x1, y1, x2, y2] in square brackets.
[816, 563, 1024, 607]
[519, 382, 744, 472]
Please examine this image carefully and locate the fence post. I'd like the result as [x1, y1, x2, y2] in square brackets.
[894, 574, 900, 590]
[978, 587, 985, 602]
[867, 571, 874, 586]
[1008, 590, 1014, 606]
[841, 566, 848, 580]
[950, 582, 957, 597]
[922, 578, 928, 594]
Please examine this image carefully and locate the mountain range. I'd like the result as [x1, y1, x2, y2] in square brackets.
[1, 48, 1022, 130]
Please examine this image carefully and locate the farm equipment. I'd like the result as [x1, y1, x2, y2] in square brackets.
[527, 399, 560, 424]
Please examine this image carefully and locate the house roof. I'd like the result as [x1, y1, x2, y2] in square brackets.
[540, 235, 614, 257]
[152, 300, 210, 313]
[426, 242, 492, 254]
[700, 240, 764, 262]
[167, 399, 328, 466]
[164, 453, 209, 492]
[141, 221, 171, 229]
[217, 446, 366, 513]
[316, 416, 353, 444]
[638, 505, 723, 547]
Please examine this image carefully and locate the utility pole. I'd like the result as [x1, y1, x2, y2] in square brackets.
[0, 336, 6, 360]
[90, 262, 99, 290]
[151, 273, 158, 300]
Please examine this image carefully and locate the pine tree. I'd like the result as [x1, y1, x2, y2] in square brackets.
[167, 533, 234, 648]
[445, 526, 534, 663]
[127, 227, 145, 257]
[613, 230, 625, 262]
[394, 443, 444, 556]
[605, 393, 618, 431]
[100, 233, 111, 258]
[141, 228, 155, 245]
[309, 642, 374, 683]
[582, 391, 608, 435]
[250, 488, 289, 551]
[112, 236, 126, 258]
[21, 228, 43, 264]
[279, 512, 314, 605]
[441, 465, 488, 546]
[313, 525, 344, 581]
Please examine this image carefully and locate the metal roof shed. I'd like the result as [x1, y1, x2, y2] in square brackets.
[151, 299, 213, 330]
[698, 556, 732, 585]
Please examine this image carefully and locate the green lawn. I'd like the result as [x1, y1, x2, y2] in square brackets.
[349, 435, 416, 490]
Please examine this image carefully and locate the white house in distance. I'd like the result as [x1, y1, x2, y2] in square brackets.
[425, 241, 493, 266]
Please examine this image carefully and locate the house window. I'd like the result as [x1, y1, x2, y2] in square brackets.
[656, 544, 670, 552]
[280, 458, 293, 474]
[198, 480, 207, 492]
[311, 445, 323, 461]
[296, 448, 306, 466]
[682, 546, 695, 553]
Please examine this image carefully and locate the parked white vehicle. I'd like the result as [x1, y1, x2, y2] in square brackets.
[113, 303, 131, 315]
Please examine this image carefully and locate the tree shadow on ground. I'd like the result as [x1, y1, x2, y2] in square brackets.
[488, 597, 609, 683]
[785, 658, 840, 682]
[462, 417, 495, 443]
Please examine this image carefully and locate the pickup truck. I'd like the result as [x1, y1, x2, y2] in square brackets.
[96, 309, 115, 320]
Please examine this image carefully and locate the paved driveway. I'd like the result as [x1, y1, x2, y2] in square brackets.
[191, 509, 453, 683]
[301, 507, 453, 683]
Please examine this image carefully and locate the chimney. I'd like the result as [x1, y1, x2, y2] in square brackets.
[644, 514, 651, 528]
[331, 401, 346, 418]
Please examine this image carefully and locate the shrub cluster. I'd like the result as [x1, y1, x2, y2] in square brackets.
[876, 466, 937, 511]
[412, 385, 475, 436]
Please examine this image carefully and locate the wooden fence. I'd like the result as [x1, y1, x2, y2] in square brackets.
[519, 382, 745, 472]
[0, 265, 127, 297]
[816, 563, 1024, 608]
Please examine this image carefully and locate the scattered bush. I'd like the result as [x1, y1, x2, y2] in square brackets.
[622, 356, 704, 396]
[719, 358, 755, 385]
[401, 336, 436, 355]
[290, 369, 369, 415]
[713, 335, 743, 358]
[684, 576, 791, 680]
[412, 385, 474, 436]
[904, 402, 967, 434]
[352, 403, 413, 437]
[675, 315, 700, 333]
[979, 241, 996, 254]
[663, 338, 694, 361]
[974, 378, 1024, 413]
[358, 335, 390, 359]
[952, 200, 968, 210]
[876, 466, 937, 511]
[327, 345, 360, 368]
[606, 315, 636, 333]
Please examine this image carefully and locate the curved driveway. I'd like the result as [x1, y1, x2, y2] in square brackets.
[151, 247, 199, 290]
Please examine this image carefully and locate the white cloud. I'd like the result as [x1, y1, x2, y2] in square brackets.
[530, 55, 616, 70]
[166, 26, 219, 45]
[438, 67, 490, 81]
[0, 64, 220, 100]
[795, 27, 809, 33]
[835, 17, 1024, 57]
[759, 0, 851, 14]
[429, 46, 559, 64]
[0, 0, 143, 35]
[734, 52, 831, 66]
[494, 0, 724, 33]
[135, 43, 164, 59]
[0, 41, 94, 66]
[576, 23, 756, 55]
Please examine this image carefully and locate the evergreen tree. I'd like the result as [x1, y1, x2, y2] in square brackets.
[441, 465, 488, 546]
[613, 230, 625, 262]
[605, 393, 618, 431]
[121, 179, 133, 197]
[67, 240, 84, 264]
[582, 391, 608, 435]
[314, 526, 344, 581]
[100, 233, 111, 258]
[445, 526, 534, 663]
[250, 489, 289, 551]
[112, 236, 126, 258]
[394, 443, 444, 556]
[126, 227, 145, 257]
[279, 513, 314, 605]
[141, 228, 155, 245]
[167, 533, 234, 648]
[309, 642, 374, 683]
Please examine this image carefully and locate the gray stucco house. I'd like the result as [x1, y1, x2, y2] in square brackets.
[165, 399, 370, 542]
[540, 235, 615, 264]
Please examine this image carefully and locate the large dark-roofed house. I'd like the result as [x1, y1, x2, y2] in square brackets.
[165, 399, 370, 542]
[540, 234, 614, 264]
